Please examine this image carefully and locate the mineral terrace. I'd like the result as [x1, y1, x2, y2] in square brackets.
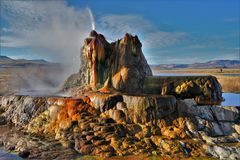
[0, 31, 239, 160]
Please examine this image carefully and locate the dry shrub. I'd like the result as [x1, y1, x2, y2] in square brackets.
[216, 76, 240, 93]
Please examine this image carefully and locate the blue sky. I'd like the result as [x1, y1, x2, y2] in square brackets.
[0, 0, 239, 66]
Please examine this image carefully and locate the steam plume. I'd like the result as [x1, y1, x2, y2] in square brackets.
[87, 7, 95, 30]
[1, 1, 96, 95]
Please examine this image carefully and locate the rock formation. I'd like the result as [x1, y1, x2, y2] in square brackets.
[143, 76, 223, 105]
[63, 31, 222, 105]
[0, 31, 236, 159]
[63, 30, 152, 93]
[0, 95, 239, 159]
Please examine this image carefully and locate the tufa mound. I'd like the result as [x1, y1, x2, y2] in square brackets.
[63, 30, 152, 93]
[62, 31, 223, 105]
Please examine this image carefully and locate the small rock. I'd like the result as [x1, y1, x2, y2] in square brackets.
[151, 136, 162, 147]
[48, 105, 61, 120]
[60, 139, 73, 148]
[7, 146, 15, 151]
[115, 124, 126, 137]
[122, 140, 130, 149]
[82, 131, 94, 136]
[75, 139, 92, 149]
[199, 131, 215, 144]
[99, 118, 115, 124]
[126, 124, 142, 136]
[0, 108, 5, 114]
[86, 135, 101, 141]
[142, 125, 151, 137]
[79, 144, 94, 154]
[110, 137, 121, 149]
[151, 150, 159, 156]
[179, 141, 191, 155]
[59, 118, 72, 130]
[161, 141, 171, 152]
[93, 140, 109, 146]
[229, 153, 240, 160]
[151, 127, 161, 135]
[105, 118, 115, 123]
[93, 125, 102, 132]
[213, 146, 230, 159]
[144, 138, 156, 149]
[135, 132, 144, 140]
[234, 124, 240, 134]
[18, 150, 30, 158]
[116, 102, 128, 113]
[99, 151, 115, 158]
[101, 126, 115, 132]
[109, 109, 126, 122]
[0, 116, 6, 125]
[100, 145, 115, 153]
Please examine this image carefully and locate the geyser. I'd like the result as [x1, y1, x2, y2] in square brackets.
[87, 7, 95, 30]
[63, 30, 223, 105]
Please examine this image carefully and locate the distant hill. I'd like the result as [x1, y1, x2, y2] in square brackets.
[151, 60, 240, 69]
[0, 56, 58, 68]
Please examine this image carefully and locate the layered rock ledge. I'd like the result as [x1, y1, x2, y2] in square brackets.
[0, 95, 239, 159]
[143, 75, 223, 105]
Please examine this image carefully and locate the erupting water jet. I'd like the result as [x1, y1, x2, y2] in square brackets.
[87, 7, 95, 30]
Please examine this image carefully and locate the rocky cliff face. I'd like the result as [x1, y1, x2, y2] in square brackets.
[63, 30, 152, 93]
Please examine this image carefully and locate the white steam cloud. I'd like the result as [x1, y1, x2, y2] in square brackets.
[1, 1, 96, 94]
[1, 1, 95, 74]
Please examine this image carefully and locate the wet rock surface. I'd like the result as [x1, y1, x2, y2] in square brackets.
[0, 125, 79, 160]
[0, 95, 239, 159]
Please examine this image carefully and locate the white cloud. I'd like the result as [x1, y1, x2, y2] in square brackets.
[144, 31, 188, 48]
[1, 0, 94, 73]
[1, 36, 29, 47]
[98, 15, 155, 37]
[211, 53, 239, 60]
[98, 14, 187, 48]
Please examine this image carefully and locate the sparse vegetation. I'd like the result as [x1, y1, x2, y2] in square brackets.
[215, 76, 240, 93]
[152, 68, 240, 93]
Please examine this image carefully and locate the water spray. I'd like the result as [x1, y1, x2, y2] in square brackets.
[87, 7, 95, 30]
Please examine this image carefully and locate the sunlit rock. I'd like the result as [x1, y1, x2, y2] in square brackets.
[62, 31, 223, 105]
[0, 31, 237, 159]
[63, 30, 152, 93]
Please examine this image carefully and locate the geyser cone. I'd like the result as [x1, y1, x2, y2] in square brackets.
[89, 30, 98, 37]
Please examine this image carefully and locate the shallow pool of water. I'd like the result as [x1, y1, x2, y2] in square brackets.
[221, 93, 240, 106]
[0, 149, 23, 160]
